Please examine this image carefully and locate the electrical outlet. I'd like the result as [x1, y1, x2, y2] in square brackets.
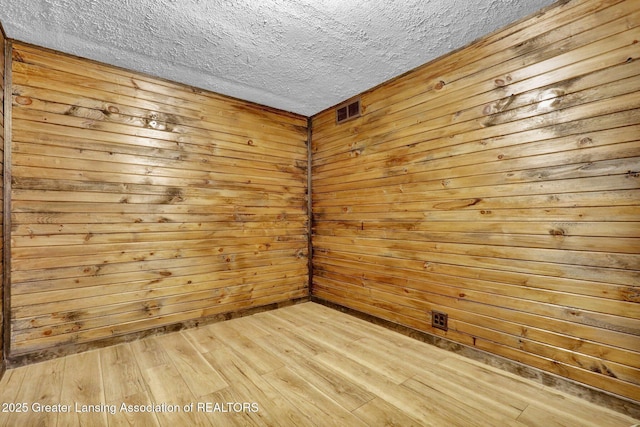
[432, 311, 448, 331]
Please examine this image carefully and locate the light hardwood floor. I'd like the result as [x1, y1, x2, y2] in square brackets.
[0, 302, 637, 426]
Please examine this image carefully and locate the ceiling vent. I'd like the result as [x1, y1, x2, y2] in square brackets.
[336, 98, 361, 124]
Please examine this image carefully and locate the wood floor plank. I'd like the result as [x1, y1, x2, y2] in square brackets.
[303, 304, 444, 364]
[516, 398, 636, 427]
[132, 334, 213, 427]
[155, 333, 227, 398]
[129, 335, 172, 369]
[138, 363, 211, 427]
[198, 386, 265, 427]
[202, 344, 311, 427]
[342, 337, 420, 383]
[402, 374, 527, 427]
[262, 303, 327, 328]
[101, 343, 150, 403]
[435, 356, 535, 411]
[352, 397, 433, 427]
[262, 366, 369, 427]
[254, 331, 376, 412]
[3, 358, 64, 427]
[0, 303, 636, 427]
[183, 323, 227, 354]
[58, 350, 108, 426]
[297, 322, 360, 349]
[524, 387, 639, 427]
[439, 355, 639, 426]
[205, 321, 285, 375]
[256, 314, 334, 357]
[100, 343, 160, 427]
[314, 349, 482, 427]
[0, 368, 28, 427]
[251, 310, 310, 334]
[224, 315, 273, 340]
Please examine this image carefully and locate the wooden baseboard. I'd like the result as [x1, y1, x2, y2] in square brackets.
[6, 297, 310, 369]
[311, 296, 640, 420]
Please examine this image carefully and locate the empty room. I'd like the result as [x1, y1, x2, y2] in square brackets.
[0, 0, 638, 425]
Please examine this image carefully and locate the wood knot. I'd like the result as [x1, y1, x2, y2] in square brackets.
[494, 78, 506, 87]
[497, 154, 504, 160]
[15, 96, 32, 105]
[107, 105, 119, 114]
[12, 51, 25, 62]
[247, 140, 254, 146]
[549, 228, 566, 236]
[578, 137, 593, 146]
[434, 80, 445, 90]
[433, 198, 481, 210]
[589, 364, 617, 378]
[164, 187, 184, 204]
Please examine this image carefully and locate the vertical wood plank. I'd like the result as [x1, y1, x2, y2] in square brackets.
[0, 26, 8, 380]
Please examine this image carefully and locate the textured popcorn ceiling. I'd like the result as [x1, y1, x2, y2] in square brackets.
[0, 0, 554, 115]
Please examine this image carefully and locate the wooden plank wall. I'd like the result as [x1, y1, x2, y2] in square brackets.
[0, 24, 5, 375]
[8, 43, 309, 360]
[311, 0, 640, 403]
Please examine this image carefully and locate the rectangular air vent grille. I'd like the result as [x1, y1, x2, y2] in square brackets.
[432, 311, 448, 331]
[336, 98, 361, 124]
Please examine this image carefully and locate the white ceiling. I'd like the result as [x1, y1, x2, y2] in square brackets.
[0, 0, 554, 116]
